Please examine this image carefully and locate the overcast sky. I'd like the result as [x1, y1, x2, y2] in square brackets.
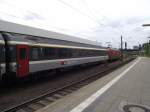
[0, 0, 150, 48]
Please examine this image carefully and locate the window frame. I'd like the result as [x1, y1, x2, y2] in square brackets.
[29, 46, 107, 61]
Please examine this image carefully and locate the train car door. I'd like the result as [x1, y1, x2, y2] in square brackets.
[17, 45, 29, 77]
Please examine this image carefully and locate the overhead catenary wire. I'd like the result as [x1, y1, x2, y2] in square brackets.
[81, 0, 105, 26]
[1, 0, 106, 27]
[0, 0, 117, 45]
[57, 0, 104, 26]
[0, 1, 66, 31]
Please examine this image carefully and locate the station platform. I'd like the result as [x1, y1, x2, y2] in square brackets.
[36, 57, 150, 112]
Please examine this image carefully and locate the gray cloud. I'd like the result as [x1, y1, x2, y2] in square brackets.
[23, 11, 45, 20]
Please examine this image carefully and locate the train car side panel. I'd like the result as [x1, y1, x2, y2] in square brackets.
[29, 56, 108, 73]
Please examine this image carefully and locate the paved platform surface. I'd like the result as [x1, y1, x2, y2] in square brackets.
[36, 57, 150, 112]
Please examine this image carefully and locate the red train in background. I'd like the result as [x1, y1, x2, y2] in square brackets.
[108, 48, 121, 61]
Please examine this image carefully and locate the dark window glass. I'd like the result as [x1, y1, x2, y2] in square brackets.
[0, 45, 2, 63]
[0, 45, 5, 63]
[39, 47, 44, 59]
[32, 48, 39, 60]
[58, 48, 69, 58]
[43, 47, 50, 57]
[29, 46, 107, 61]
[10, 46, 16, 62]
[43, 47, 57, 59]
[20, 48, 26, 60]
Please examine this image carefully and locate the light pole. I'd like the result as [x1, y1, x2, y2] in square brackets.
[142, 24, 150, 27]
[121, 35, 123, 61]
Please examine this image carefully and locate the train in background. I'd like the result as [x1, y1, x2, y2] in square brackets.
[108, 48, 121, 61]
[0, 20, 121, 80]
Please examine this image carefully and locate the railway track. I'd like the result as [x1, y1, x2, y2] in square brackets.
[2, 58, 135, 112]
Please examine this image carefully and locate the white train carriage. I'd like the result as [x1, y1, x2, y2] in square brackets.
[0, 20, 108, 79]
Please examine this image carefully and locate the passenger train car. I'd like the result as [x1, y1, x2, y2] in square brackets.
[0, 20, 110, 80]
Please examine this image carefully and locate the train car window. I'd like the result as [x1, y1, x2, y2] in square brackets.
[51, 48, 57, 58]
[102, 50, 105, 56]
[59, 48, 68, 58]
[43, 47, 49, 57]
[29, 46, 106, 61]
[38, 47, 43, 59]
[103, 50, 107, 56]
[32, 48, 39, 60]
[71, 49, 77, 58]
[54, 48, 59, 59]
[20, 48, 26, 60]
[0, 45, 2, 63]
[97, 50, 99, 56]
[99, 50, 102, 56]
[43, 47, 52, 59]
[66, 49, 72, 58]
[10, 46, 16, 62]
[84, 50, 86, 57]
[85, 50, 88, 57]
[79, 49, 82, 57]
[0, 45, 5, 63]
[75, 49, 80, 58]
[85, 50, 89, 57]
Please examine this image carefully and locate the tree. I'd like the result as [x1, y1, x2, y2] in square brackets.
[142, 43, 150, 56]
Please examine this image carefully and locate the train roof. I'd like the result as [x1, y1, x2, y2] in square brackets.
[0, 20, 103, 47]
